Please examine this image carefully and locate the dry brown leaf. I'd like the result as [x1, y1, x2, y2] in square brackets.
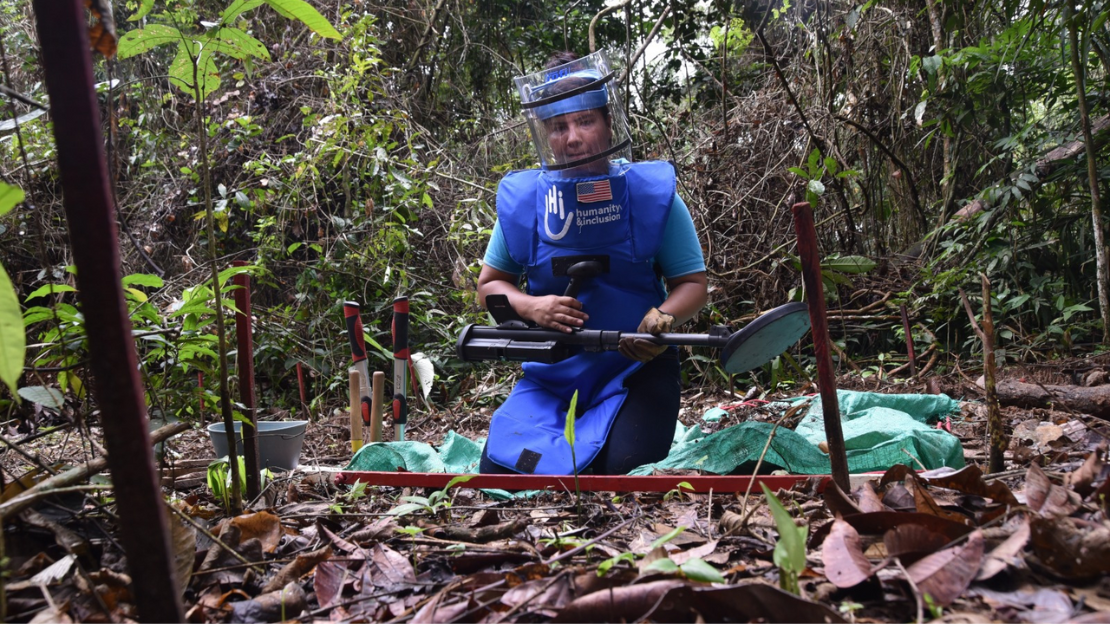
[883, 523, 950, 562]
[228, 510, 285, 553]
[169, 514, 196, 598]
[670, 539, 720, 566]
[907, 480, 975, 525]
[906, 530, 985, 607]
[1025, 463, 1082, 518]
[643, 582, 847, 623]
[228, 582, 306, 622]
[976, 516, 1030, 581]
[357, 543, 416, 596]
[853, 481, 890, 513]
[808, 511, 974, 548]
[552, 579, 685, 623]
[84, 0, 117, 58]
[822, 519, 873, 588]
[1030, 516, 1110, 579]
[824, 482, 863, 518]
[314, 560, 353, 610]
[261, 544, 331, 594]
[1065, 444, 1106, 499]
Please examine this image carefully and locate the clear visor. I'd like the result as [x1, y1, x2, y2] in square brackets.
[515, 51, 632, 176]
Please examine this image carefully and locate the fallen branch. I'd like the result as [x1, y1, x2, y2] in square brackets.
[984, 379, 1110, 420]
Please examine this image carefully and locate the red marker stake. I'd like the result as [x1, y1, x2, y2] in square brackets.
[792, 202, 851, 494]
[343, 302, 374, 437]
[392, 297, 409, 442]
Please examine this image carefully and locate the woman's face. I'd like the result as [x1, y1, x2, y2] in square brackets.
[545, 108, 612, 175]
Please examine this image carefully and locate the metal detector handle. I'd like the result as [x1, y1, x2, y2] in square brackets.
[562, 260, 604, 298]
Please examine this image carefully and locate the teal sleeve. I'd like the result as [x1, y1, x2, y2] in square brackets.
[482, 220, 524, 275]
[655, 195, 706, 278]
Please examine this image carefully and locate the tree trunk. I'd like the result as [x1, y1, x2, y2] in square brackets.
[1068, 1, 1110, 343]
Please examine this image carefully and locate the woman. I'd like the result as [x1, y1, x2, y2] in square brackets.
[477, 50, 707, 475]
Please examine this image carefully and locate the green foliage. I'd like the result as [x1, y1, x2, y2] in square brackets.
[0, 182, 23, 398]
[761, 482, 807, 595]
[117, 0, 337, 101]
[596, 526, 725, 582]
[709, 18, 753, 58]
[563, 390, 583, 517]
[386, 474, 475, 519]
[663, 481, 694, 502]
[206, 455, 271, 510]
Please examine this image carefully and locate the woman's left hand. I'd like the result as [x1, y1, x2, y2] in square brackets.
[618, 307, 674, 362]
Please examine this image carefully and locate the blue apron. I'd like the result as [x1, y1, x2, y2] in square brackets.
[487, 161, 676, 474]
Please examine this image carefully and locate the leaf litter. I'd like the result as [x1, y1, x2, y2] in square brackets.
[2, 394, 1110, 622]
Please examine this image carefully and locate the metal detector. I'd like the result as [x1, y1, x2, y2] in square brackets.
[457, 301, 811, 374]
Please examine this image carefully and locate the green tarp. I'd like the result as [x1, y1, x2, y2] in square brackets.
[342, 390, 965, 477]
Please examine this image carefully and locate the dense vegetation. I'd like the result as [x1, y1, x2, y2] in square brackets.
[2, 0, 1109, 421]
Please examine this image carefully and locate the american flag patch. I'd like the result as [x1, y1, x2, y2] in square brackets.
[576, 180, 612, 203]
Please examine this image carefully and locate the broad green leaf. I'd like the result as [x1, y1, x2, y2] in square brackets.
[217, 263, 260, 286]
[18, 386, 63, 409]
[680, 558, 725, 583]
[117, 24, 183, 59]
[563, 390, 579, 447]
[922, 54, 943, 76]
[0, 266, 24, 396]
[209, 28, 271, 61]
[24, 284, 77, 302]
[169, 41, 220, 100]
[643, 558, 680, 574]
[263, 0, 342, 39]
[0, 182, 24, 216]
[387, 503, 428, 516]
[444, 474, 476, 490]
[124, 287, 148, 302]
[596, 552, 636, 576]
[122, 273, 165, 288]
[221, 0, 266, 23]
[400, 495, 431, 505]
[761, 482, 807, 575]
[650, 526, 686, 550]
[128, 0, 155, 21]
[821, 255, 876, 274]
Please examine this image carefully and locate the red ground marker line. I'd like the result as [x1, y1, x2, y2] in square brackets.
[335, 471, 831, 493]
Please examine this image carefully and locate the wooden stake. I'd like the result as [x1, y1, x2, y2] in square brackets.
[371, 371, 385, 443]
[900, 303, 916, 376]
[792, 202, 851, 493]
[960, 274, 1008, 473]
[349, 368, 362, 454]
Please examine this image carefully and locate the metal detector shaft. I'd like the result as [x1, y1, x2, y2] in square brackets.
[460, 325, 730, 353]
[457, 302, 811, 374]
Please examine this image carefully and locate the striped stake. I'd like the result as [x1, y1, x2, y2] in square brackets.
[392, 297, 409, 442]
[342, 302, 374, 433]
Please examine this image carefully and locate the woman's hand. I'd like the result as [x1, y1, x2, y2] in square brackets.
[477, 265, 589, 333]
[618, 307, 674, 361]
[525, 295, 588, 333]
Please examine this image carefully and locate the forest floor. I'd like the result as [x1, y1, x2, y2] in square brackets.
[3, 357, 1110, 623]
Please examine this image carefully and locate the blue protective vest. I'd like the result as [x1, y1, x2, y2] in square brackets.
[486, 161, 676, 474]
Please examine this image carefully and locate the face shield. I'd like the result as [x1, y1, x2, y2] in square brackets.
[515, 51, 633, 176]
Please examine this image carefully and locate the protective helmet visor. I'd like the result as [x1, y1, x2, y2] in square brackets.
[515, 51, 632, 174]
